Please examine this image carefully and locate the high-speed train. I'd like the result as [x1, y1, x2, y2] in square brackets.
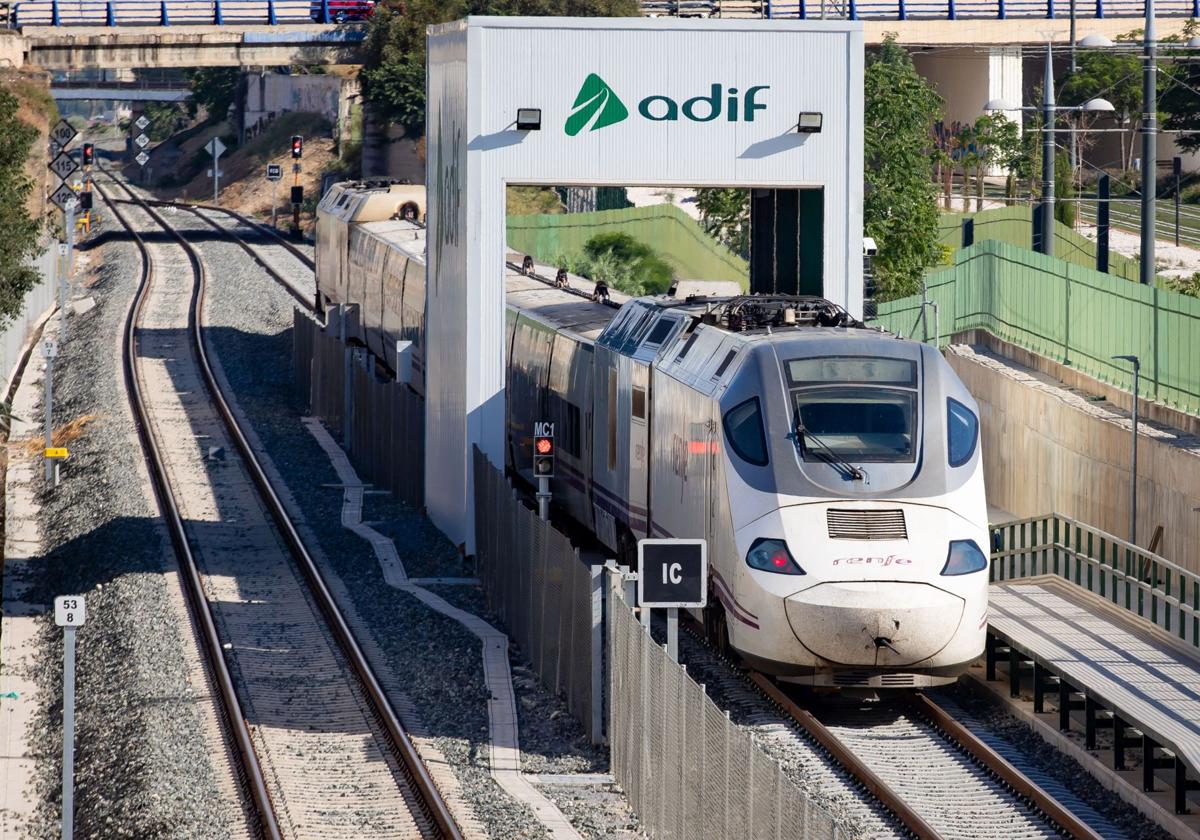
[316, 181, 990, 688]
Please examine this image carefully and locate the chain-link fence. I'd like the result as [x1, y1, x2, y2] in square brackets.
[294, 309, 424, 508]
[473, 447, 604, 743]
[608, 580, 841, 840]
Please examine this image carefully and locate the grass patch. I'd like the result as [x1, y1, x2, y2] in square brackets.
[507, 186, 563, 216]
[23, 414, 101, 454]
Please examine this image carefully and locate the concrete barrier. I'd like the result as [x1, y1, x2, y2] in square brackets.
[947, 343, 1200, 574]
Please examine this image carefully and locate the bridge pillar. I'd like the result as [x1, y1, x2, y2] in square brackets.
[913, 46, 1022, 182]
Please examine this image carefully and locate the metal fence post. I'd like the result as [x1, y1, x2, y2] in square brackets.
[341, 310, 352, 448]
[591, 564, 604, 745]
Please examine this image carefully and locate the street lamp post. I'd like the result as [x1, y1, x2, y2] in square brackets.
[985, 68, 1113, 260]
[1141, 0, 1157, 285]
[1113, 354, 1140, 545]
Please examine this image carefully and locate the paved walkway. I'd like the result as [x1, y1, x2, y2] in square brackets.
[0, 327, 52, 840]
[990, 575, 1200, 775]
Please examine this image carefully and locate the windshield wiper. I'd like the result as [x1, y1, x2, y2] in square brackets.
[794, 418, 864, 481]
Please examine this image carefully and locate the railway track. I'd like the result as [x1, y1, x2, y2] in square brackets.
[113, 196, 319, 313]
[750, 674, 1105, 840]
[94, 169, 460, 840]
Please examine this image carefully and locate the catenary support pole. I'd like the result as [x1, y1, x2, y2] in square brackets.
[1042, 41, 1056, 258]
[1140, 0, 1157, 284]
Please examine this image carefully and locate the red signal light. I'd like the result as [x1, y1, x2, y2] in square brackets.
[535, 437, 553, 455]
[290, 135, 303, 159]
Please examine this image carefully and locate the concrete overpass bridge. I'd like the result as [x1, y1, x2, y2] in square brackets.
[4, 22, 364, 67]
[49, 77, 191, 98]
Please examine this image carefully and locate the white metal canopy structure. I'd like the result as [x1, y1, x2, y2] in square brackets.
[426, 15, 864, 549]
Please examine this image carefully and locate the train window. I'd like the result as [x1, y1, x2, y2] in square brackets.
[566, 403, 582, 457]
[787, 356, 916, 387]
[947, 398, 978, 467]
[713, 349, 737, 379]
[676, 331, 700, 361]
[643, 318, 675, 347]
[723, 398, 768, 466]
[632, 387, 647, 420]
[793, 388, 916, 463]
[622, 311, 656, 353]
[607, 370, 618, 470]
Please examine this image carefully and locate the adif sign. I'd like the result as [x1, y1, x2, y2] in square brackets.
[425, 16, 864, 549]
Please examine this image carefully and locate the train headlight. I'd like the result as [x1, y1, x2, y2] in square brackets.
[940, 540, 988, 576]
[746, 538, 805, 575]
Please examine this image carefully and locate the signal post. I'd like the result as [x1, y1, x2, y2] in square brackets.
[290, 135, 304, 235]
[533, 421, 554, 521]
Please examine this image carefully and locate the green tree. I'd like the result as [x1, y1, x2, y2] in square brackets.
[360, 0, 637, 136]
[1059, 31, 1173, 171]
[864, 35, 944, 300]
[186, 67, 239, 123]
[1161, 20, 1200, 152]
[971, 113, 1020, 209]
[694, 188, 750, 258]
[144, 102, 189, 141]
[0, 89, 42, 322]
[1054, 150, 1077, 227]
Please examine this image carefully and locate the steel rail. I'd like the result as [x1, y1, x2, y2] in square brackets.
[93, 175, 283, 840]
[107, 197, 317, 312]
[179, 204, 316, 313]
[100, 169, 463, 840]
[747, 672, 944, 840]
[144, 199, 316, 271]
[905, 692, 1106, 840]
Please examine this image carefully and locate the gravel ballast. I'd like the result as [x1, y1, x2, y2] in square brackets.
[14, 207, 240, 839]
[183, 208, 644, 839]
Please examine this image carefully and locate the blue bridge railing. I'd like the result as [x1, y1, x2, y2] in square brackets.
[10, 0, 373, 27]
[642, 0, 1197, 17]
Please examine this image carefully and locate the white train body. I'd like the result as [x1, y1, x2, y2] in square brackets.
[317, 182, 990, 689]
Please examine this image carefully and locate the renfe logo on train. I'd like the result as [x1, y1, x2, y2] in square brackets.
[566, 73, 770, 136]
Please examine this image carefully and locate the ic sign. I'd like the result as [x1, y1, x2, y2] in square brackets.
[638, 539, 707, 608]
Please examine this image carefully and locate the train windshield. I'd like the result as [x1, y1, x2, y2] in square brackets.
[785, 357, 918, 463]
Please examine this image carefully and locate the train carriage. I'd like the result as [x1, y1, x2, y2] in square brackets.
[317, 182, 991, 689]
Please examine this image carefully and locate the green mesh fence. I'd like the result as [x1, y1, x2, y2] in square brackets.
[937, 206, 1140, 283]
[507, 204, 749, 286]
[871, 239, 1200, 416]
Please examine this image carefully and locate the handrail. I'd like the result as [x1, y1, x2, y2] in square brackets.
[11, 0, 367, 26]
[640, 0, 1195, 17]
[991, 512, 1200, 649]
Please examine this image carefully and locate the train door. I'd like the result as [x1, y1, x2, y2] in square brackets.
[628, 361, 650, 538]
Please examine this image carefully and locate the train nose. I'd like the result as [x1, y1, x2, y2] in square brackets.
[784, 582, 964, 667]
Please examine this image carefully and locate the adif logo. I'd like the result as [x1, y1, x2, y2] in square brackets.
[565, 73, 629, 136]
[565, 74, 769, 135]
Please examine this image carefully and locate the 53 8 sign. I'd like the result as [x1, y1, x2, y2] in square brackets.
[54, 595, 87, 627]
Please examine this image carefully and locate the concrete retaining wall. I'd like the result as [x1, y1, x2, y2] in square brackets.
[947, 343, 1200, 573]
